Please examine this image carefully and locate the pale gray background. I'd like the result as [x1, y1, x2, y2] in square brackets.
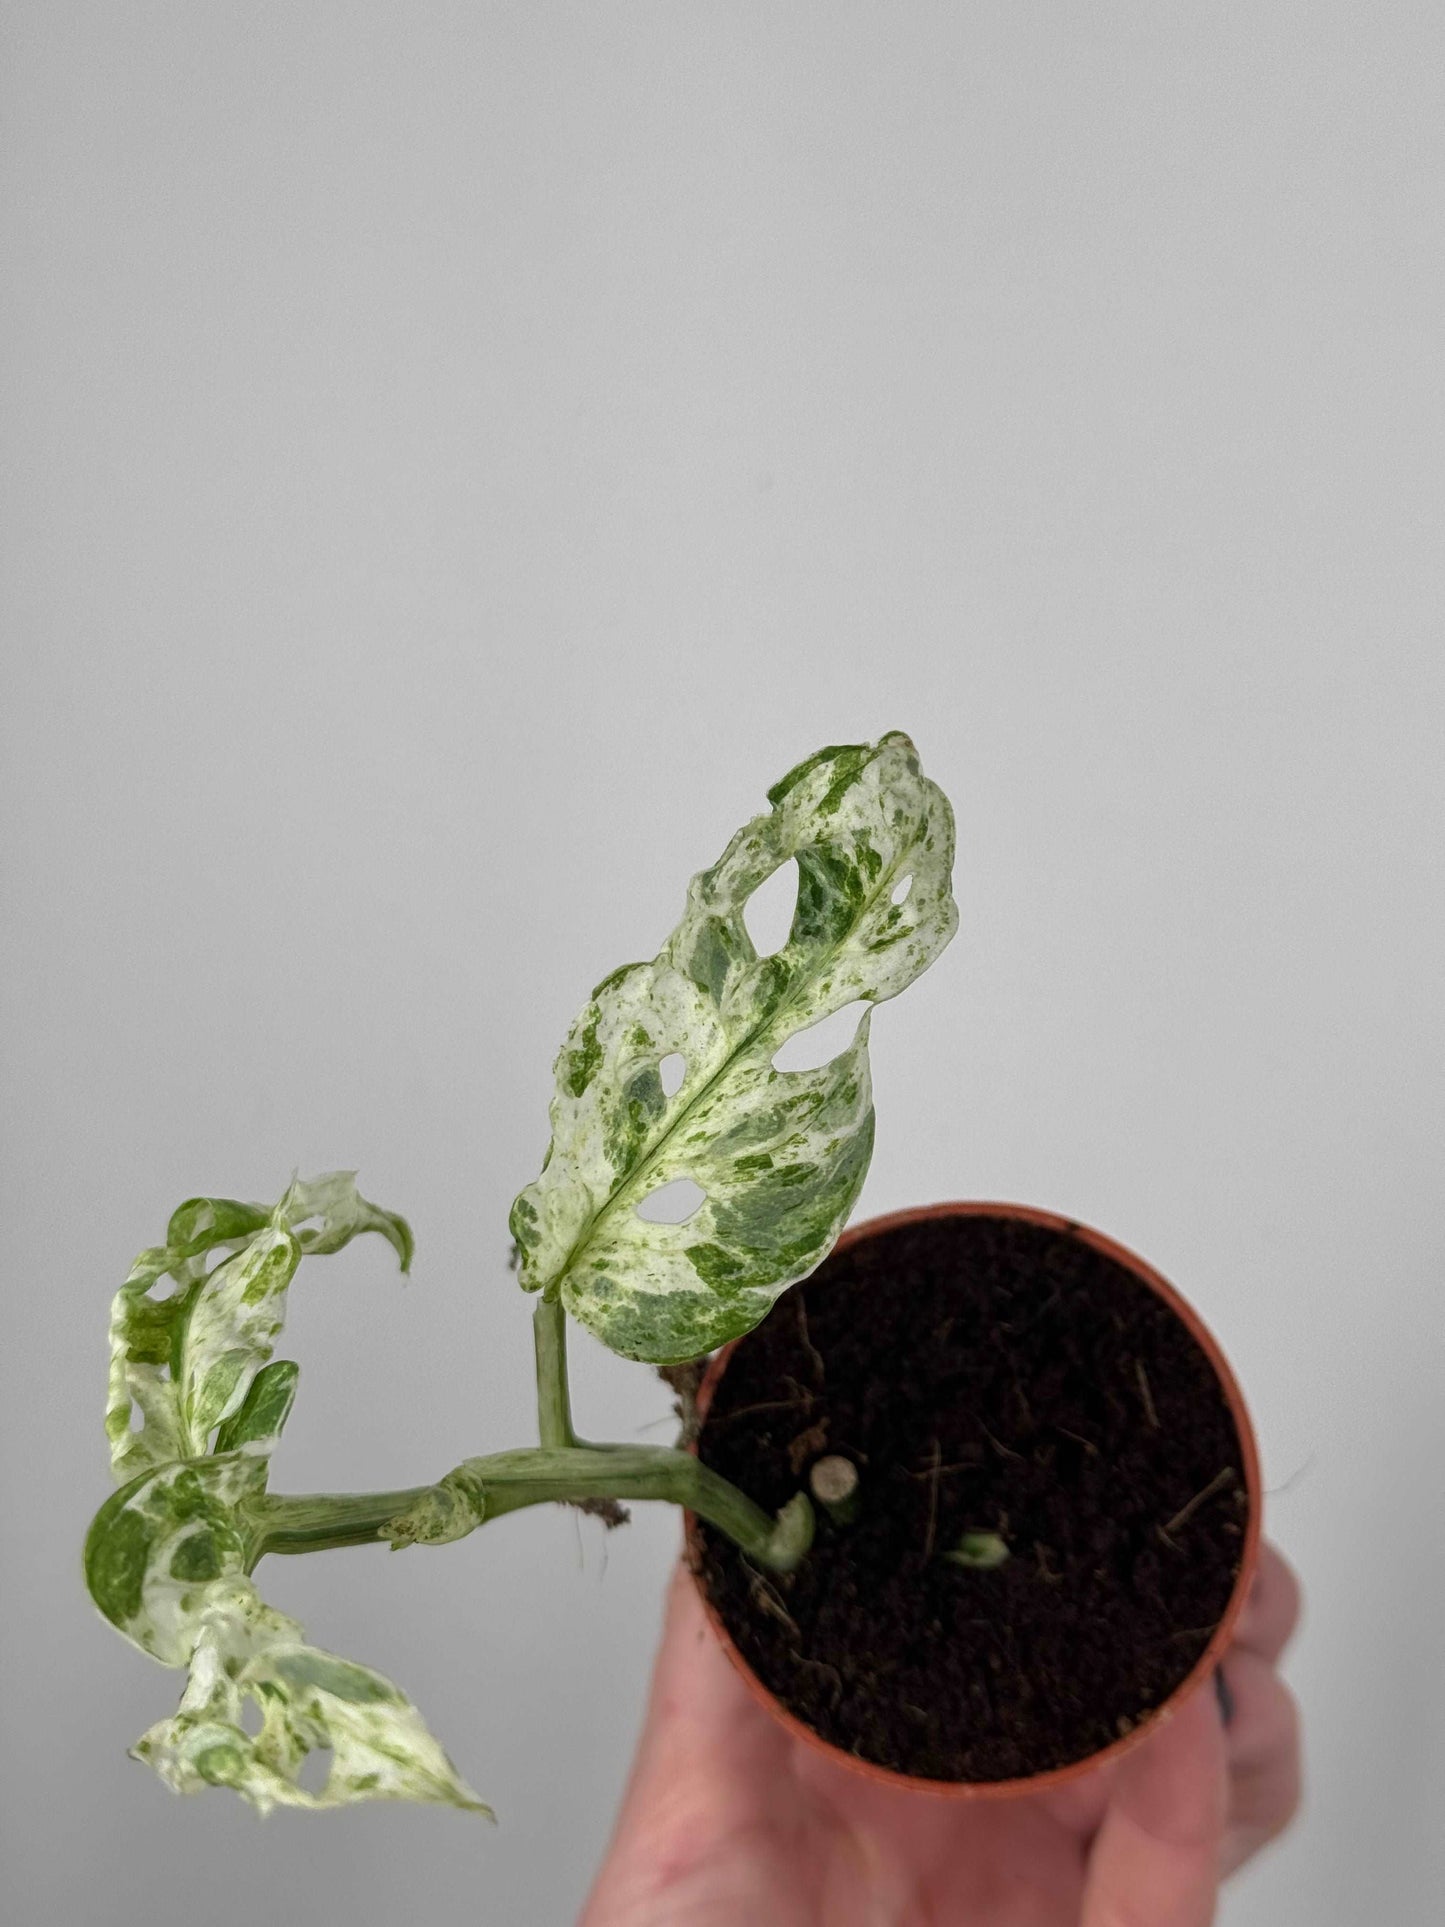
[3, 5, 1441, 1923]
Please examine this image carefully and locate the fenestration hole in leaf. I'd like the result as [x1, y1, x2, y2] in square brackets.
[771, 1000, 871, 1074]
[743, 858, 798, 957]
[636, 1177, 707, 1225]
[296, 1748, 332, 1795]
[891, 874, 913, 904]
[659, 1052, 686, 1097]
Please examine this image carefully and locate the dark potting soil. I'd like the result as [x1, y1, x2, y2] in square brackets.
[693, 1213, 1249, 1783]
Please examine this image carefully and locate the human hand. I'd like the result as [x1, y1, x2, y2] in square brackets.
[580, 1542, 1301, 1926]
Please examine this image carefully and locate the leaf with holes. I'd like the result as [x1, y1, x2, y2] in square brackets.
[510, 732, 958, 1361]
[130, 1576, 489, 1817]
[87, 1176, 481, 1814]
[87, 1456, 486, 1813]
[106, 1173, 412, 1483]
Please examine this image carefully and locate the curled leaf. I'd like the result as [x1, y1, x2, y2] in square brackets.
[106, 1197, 273, 1483]
[89, 1174, 478, 1814]
[106, 1174, 412, 1483]
[132, 1576, 489, 1817]
[179, 1227, 303, 1452]
[510, 733, 958, 1361]
[85, 1453, 262, 1665]
[213, 1359, 301, 1458]
[278, 1169, 414, 1269]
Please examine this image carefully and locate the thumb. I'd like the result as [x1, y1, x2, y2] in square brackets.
[1082, 1681, 1228, 1927]
[615, 1562, 781, 1802]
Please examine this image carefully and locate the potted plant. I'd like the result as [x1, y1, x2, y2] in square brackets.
[83, 731, 1259, 1815]
[685, 1200, 1260, 1794]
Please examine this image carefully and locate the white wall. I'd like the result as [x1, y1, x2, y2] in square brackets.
[3, 6, 1441, 1922]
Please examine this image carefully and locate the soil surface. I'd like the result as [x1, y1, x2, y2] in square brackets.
[693, 1213, 1249, 1782]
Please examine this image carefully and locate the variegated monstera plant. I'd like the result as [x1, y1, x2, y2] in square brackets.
[85, 733, 958, 1816]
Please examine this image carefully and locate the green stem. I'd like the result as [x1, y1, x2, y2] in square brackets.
[256, 1304, 814, 1572]
[533, 1295, 583, 1447]
[255, 1443, 814, 1573]
[249, 1487, 432, 1559]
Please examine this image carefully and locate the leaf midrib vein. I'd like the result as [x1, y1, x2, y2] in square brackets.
[546, 850, 918, 1300]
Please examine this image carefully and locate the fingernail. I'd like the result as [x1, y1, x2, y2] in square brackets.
[1213, 1667, 1235, 1728]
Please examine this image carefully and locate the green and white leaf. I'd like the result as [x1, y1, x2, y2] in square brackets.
[88, 1344, 308, 1670]
[510, 732, 958, 1362]
[106, 1173, 411, 1483]
[131, 1576, 489, 1817]
[277, 1168, 414, 1268]
[85, 1453, 265, 1665]
[89, 1173, 475, 1814]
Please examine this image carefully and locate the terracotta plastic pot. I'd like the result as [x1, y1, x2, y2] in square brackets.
[684, 1200, 1263, 1799]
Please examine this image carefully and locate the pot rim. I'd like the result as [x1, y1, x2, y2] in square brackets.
[683, 1198, 1264, 1799]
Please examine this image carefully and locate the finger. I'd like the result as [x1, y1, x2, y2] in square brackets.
[1082, 1681, 1227, 1927]
[1218, 1650, 1303, 1876]
[1231, 1543, 1302, 1665]
[626, 1561, 783, 1789]
[581, 1562, 787, 1925]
